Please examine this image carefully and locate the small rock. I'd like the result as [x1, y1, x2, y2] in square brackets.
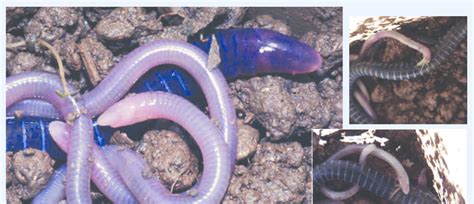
[96, 16, 134, 41]
[236, 120, 259, 160]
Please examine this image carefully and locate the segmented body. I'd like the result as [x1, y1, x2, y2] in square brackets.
[350, 20, 467, 124]
[192, 28, 322, 78]
[97, 92, 232, 203]
[314, 160, 441, 204]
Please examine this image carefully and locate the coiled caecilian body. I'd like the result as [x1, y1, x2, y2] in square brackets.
[350, 19, 467, 124]
[7, 29, 322, 203]
[6, 72, 95, 204]
[314, 160, 441, 204]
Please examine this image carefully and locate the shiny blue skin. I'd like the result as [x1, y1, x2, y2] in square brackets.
[6, 117, 113, 161]
[192, 28, 322, 78]
[7, 28, 320, 159]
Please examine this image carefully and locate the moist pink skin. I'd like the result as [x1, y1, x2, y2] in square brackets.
[48, 121, 137, 203]
[7, 99, 63, 119]
[6, 71, 77, 118]
[320, 144, 410, 200]
[6, 40, 237, 203]
[32, 164, 67, 204]
[5, 71, 93, 204]
[98, 92, 231, 203]
[8, 35, 323, 202]
[79, 40, 238, 169]
[353, 90, 377, 120]
[358, 30, 431, 64]
[66, 115, 93, 204]
[351, 30, 433, 123]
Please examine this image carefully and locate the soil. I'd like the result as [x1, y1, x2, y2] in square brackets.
[6, 7, 342, 203]
[350, 17, 467, 124]
[224, 141, 311, 203]
[313, 130, 439, 203]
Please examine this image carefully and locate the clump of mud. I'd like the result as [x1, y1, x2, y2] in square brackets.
[6, 148, 55, 203]
[137, 130, 199, 191]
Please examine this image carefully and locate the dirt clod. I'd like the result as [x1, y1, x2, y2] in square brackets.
[7, 148, 55, 201]
[138, 130, 199, 191]
[236, 120, 260, 160]
[25, 8, 80, 43]
[7, 52, 44, 75]
[231, 75, 338, 140]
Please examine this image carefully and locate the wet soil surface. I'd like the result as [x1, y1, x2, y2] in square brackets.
[313, 130, 439, 203]
[6, 7, 341, 203]
[350, 17, 467, 124]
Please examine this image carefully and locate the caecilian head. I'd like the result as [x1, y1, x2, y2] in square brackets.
[254, 29, 323, 75]
[97, 94, 143, 128]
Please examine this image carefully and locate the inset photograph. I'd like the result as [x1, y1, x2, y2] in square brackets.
[313, 129, 466, 203]
[6, 7, 342, 203]
[349, 17, 467, 124]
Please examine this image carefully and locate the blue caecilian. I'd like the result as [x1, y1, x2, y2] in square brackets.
[7, 28, 322, 159]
